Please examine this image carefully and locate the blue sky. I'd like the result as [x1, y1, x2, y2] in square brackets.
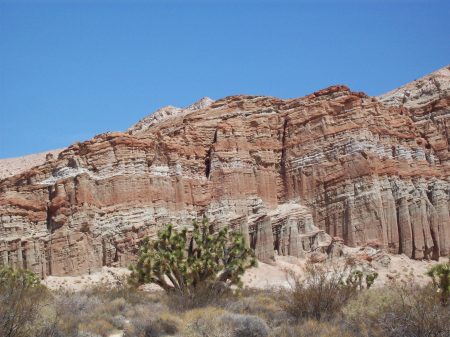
[0, 0, 449, 158]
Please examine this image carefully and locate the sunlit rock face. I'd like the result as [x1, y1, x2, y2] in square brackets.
[378, 65, 450, 164]
[1, 66, 450, 277]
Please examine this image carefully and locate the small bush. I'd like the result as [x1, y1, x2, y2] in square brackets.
[273, 319, 355, 337]
[342, 287, 396, 336]
[273, 320, 350, 337]
[343, 284, 450, 337]
[124, 310, 180, 337]
[281, 262, 358, 321]
[221, 289, 287, 327]
[0, 267, 49, 337]
[52, 291, 102, 335]
[182, 307, 228, 337]
[110, 315, 127, 330]
[89, 278, 145, 305]
[80, 318, 115, 337]
[221, 313, 269, 337]
[166, 282, 231, 310]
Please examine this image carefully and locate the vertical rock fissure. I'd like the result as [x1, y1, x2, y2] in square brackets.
[280, 117, 289, 203]
[396, 201, 403, 255]
[204, 148, 212, 179]
[46, 186, 53, 232]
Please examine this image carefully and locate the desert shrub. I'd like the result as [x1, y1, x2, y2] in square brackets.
[220, 313, 269, 337]
[182, 307, 229, 337]
[0, 267, 49, 337]
[182, 307, 269, 337]
[109, 315, 127, 330]
[342, 287, 397, 337]
[52, 291, 103, 336]
[378, 285, 450, 337]
[124, 311, 180, 337]
[79, 319, 115, 337]
[129, 218, 256, 308]
[108, 297, 127, 313]
[123, 298, 168, 326]
[52, 287, 134, 336]
[281, 262, 358, 321]
[426, 261, 450, 306]
[273, 319, 355, 337]
[89, 277, 147, 306]
[343, 284, 450, 337]
[50, 282, 165, 336]
[123, 301, 179, 337]
[221, 288, 288, 327]
[166, 281, 233, 310]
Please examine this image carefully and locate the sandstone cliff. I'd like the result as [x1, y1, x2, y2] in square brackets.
[1, 66, 449, 277]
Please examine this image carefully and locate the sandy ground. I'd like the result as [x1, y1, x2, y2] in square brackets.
[43, 253, 446, 292]
[244, 253, 444, 289]
[0, 149, 62, 179]
[43, 266, 131, 291]
[372, 254, 446, 286]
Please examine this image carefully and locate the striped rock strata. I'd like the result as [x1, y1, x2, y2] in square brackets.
[1, 66, 450, 277]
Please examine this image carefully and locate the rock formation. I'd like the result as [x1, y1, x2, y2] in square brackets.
[1, 66, 449, 277]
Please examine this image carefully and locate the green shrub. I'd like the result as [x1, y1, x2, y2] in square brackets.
[345, 270, 378, 290]
[426, 261, 450, 306]
[0, 267, 48, 337]
[0, 267, 41, 287]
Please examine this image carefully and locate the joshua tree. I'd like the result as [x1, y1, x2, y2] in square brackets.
[0, 267, 41, 288]
[365, 271, 378, 289]
[426, 261, 450, 306]
[345, 270, 378, 290]
[129, 217, 256, 298]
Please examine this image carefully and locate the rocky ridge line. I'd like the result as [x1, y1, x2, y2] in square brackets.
[0, 67, 449, 277]
[0, 149, 63, 180]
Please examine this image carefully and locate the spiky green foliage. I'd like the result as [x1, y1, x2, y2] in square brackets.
[346, 270, 363, 290]
[0, 267, 41, 288]
[426, 261, 450, 306]
[365, 271, 378, 289]
[343, 270, 378, 290]
[129, 218, 256, 296]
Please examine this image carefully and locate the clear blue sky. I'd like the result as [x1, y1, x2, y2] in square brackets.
[1, 0, 449, 158]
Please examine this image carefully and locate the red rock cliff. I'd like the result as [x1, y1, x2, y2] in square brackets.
[1, 66, 449, 277]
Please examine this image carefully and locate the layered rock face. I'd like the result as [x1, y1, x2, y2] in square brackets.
[378, 66, 450, 163]
[1, 66, 450, 277]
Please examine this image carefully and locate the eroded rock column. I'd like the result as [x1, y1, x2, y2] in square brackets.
[254, 215, 274, 263]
